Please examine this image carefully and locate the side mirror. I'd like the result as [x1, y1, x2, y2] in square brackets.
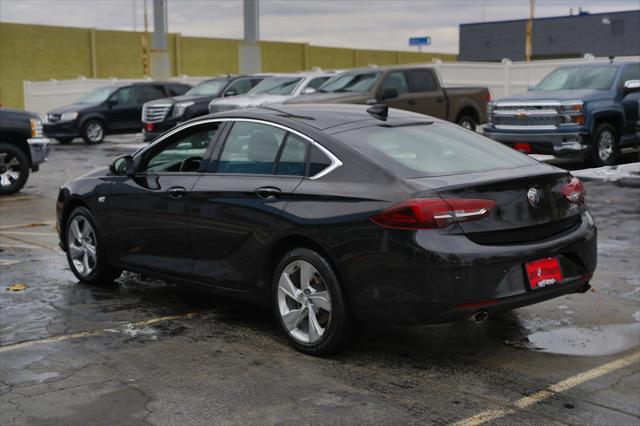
[624, 80, 640, 94]
[224, 90, 237, 97]
[302, 87, 316, 94]
[110, 155, 134, 176]
[107, 99, 118, 108]
[380, 88, 399, 101]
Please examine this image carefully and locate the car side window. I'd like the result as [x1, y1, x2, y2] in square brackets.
[620, 64, 640, 84]
[276, 134, 308, 176]
[308, 146, 332, 176]
[137, 85, 166, 103]
[381, 71, 409, 95]
[143, 124, 219, 173]
[407, 69, 438, 92]
[217, 122, 286, 174]
[307, 77, 331, 90]
[225, 79, 253, 96]
[169, 84, 190, 96]
[111, 87, 137, 106]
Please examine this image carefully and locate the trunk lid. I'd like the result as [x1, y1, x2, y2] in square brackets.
[408, 166, 582, 244]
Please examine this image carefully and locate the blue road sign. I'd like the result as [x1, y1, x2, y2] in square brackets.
[409, 37, 431, 46]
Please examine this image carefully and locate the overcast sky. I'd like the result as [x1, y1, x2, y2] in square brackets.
[1, 0, 638, 53]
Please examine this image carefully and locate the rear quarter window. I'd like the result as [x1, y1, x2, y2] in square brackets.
[332, 123, 535, 178]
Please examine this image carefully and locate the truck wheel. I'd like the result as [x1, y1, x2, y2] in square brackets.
[273, 248, 355, 356]
[82, 120, 105, 144]
[57, 137, 74, 144]
[0, 143, 30, 195]
[457, 115, 477, 131]
[588, 123, 619, 167]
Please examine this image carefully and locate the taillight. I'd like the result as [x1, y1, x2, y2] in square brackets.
[561, 177, 585, 204]
[514, 143, 532, 153]
[370, 198, 496, 230]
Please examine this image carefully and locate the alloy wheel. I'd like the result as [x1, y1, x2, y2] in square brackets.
[0, 152, 21, 188]
[86, 123, 104, 143]
[67, 216, 98, 277]
[597, 130, 614, 162]
[460, 120, 473, 130]
[277, 260, 332, 344]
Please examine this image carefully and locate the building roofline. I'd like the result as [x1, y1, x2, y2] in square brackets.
[460, 9, 639, 28]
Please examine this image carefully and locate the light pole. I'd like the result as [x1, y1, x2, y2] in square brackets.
[525, 0, 535, 62]
[150, 0, 170, 80]
[239, 0, 262, 74]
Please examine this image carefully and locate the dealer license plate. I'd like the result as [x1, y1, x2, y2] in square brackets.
[526, 257, 563, 290]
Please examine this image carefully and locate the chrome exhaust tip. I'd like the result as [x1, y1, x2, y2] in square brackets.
[469, 310, 489, 324]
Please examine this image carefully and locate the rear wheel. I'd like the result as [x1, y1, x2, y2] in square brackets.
[588, 123, 619, 167]
[56, 137, 74, 144]
[457, 114, 477, 131]
[0, 143, 29, 195]
[65, 207, 121, 284]
[82, 120, 105, 144]
[272, 248, 354, 356]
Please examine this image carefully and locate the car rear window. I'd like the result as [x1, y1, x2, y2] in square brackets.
[332, 123, 535, 177]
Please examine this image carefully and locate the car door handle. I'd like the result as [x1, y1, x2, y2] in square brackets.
[255, 186, 281, 200]
[167, 186, 187, 199]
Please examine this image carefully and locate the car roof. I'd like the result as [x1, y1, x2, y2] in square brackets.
[198, 103, 435, 131]
[332, 64, 437, 74]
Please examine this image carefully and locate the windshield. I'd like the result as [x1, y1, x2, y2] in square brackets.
[249, 77, 303, 95]
[75, 87, 117, 104]
[534, 66, 619, 91]
[332, 122, 535, 178]
[186, 79, 227, 96]
[318, 72, 381, 93]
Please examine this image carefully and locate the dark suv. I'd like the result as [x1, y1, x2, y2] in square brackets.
[141, 75, 265, 141]
[44, 82, 191, 144]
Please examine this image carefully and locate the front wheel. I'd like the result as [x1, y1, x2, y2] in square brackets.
[0, 143, 30, 195]
[65, 207, 121, 284]
[587, 123, 619, 167]
[456, 115, 477, 131]
[82, 120, 105, 144]
[272, 248, 354, 356]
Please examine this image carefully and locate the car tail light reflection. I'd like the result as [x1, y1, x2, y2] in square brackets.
[561, 177, 585, 204]
[514, 143, 532, 153]
[371, 198, 496, 230]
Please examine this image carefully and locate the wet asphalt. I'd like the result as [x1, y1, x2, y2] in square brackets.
[1, 136, 639, 425]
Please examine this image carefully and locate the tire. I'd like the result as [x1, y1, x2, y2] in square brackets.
[457, 114, 477, 131]
[587, 123, 619, 167]
[0, 143, 30, 195]
[82, 120, 105, 144]
[272, 248, 354, 356]
[56, 137, 74, 144]
[65, 207, 121, 285]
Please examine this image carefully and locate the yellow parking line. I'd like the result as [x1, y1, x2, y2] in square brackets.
[0, 311, 199, 353]
[1, 231, 58, 236]
[454, 350, 640, 425]
[0, 221, 55, 230]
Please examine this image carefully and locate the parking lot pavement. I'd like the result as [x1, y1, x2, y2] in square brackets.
[1, 138, 639, 425]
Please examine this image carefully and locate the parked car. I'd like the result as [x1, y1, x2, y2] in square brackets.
[208, 72, 334, 114]
[484, 62, 640, 166]
[56, 104, 596, 355]
[142, 75, 267, 141]
[44, 82, 191, 144]
[283, 65, 490, 129]
[0, 108, 50, 195]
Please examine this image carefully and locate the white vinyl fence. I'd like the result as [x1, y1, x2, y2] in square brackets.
[24, 55, 639, 117]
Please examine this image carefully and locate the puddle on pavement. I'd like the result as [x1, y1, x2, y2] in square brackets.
[522, 323, 640, 356]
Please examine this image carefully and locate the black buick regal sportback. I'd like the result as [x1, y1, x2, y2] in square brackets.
[56, 104, 597, 355]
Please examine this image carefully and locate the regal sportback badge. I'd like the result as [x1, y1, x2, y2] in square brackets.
[527, 187, 541, 207]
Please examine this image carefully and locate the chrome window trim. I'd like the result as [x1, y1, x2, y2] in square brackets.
[138, 117, 342, 180]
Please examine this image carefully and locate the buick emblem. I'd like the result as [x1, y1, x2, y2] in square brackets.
[527, 187, 541, 207]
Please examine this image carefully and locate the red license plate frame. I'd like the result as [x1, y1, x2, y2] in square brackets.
[525, 257, 563, 290]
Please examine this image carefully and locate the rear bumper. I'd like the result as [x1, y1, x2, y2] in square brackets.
[343, 211, 597, 325]
[142, 120, 178, 141]
[483, 128, 589, 156]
